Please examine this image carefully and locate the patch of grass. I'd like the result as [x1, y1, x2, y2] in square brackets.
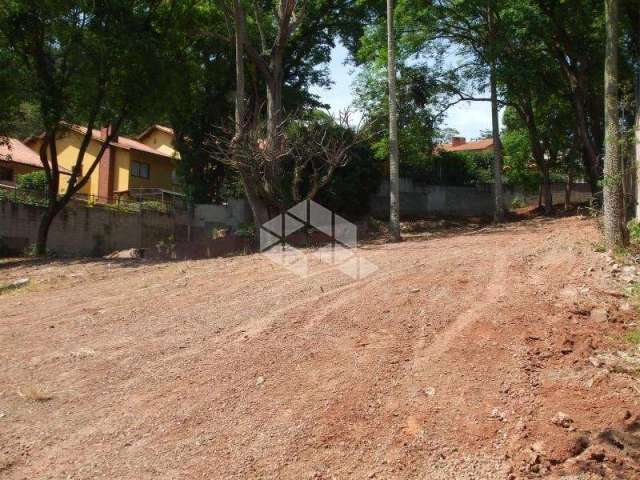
[624, 330, 640, 345]
[627, 282, 640, 298]
[628, 219, 640, 245]
[593, 241, 606, 253]
[17, 385, 53, 402]
[613, 246, 632, 262]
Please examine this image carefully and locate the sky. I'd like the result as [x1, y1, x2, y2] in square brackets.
[309, 43, 494, 141]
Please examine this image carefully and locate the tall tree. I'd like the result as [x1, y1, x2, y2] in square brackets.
[387, 0, 401, 241]
[211, 0, 365, 225]
[488, 0, 504, 222]
[0, 0, 167, 254]
[603, 0, 626, 247]
[534, 0, 605, 194]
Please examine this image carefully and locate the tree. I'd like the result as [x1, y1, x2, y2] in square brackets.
[387, 0, 401, 241]
[209, 0, 365, 225]
[391, 0, 508, 217]
[533, 0, 605, 194]
[1, 0, 167, 254]
[488, 0, 504, 222]
[603, 0, 626, 248]
[158, 0, 234, 205]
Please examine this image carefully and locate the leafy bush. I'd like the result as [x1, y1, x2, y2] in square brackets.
[628, 219, 640, 245]
[315, 142, 383, 219]
[16, 170, 47, 192]
[235, 223, 256, 238]
[400, 150, 492, 186]
[511, 195, 526, 209]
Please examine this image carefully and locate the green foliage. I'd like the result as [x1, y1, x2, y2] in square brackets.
[22, 243, 39, 257]
[593, 242, 606, 253]
[16, 170, 47, 192]
[400, 150, 492, 186]
[627, 219, 640, 245]
[0, 171, 48, 206]
[624, 330, 640, 346]
[235, 223, 256, 238]
[315, 142, 384, 219]
[510, 196, 525, 209]
[501, 123, 540, 193]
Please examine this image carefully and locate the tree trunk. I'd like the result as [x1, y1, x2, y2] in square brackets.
[538, 184, 543, 209]
[232, 0, 269, 229]
[490, 62, 504, 222]
[565, 170, 573, 210]
[488, 0, 504, 223]
[35, 203, 59, 256]
[241, 173, 270, 226]
[603, 0, 626, 248]
[635, 73, 640, 219]
[234, 0, 246, 137]
[387, 0, 401, 241]
[541, 165, 553, 215]
[266, 68, 283, 150]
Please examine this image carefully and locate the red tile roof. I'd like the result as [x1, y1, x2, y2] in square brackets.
[136, 124, 175, 140]
[25, 124, 175, 159]
[439, 138, 493, 153]
[66, 124, 174, 158]
[0, 138, 71, 174]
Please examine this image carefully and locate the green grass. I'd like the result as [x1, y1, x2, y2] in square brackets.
[624, 330, 640, 345]
[628, 282, 640, 298]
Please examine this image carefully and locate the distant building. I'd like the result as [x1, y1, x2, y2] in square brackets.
[437, 136, 494, 154]
[0, 138, 70, 187]
[25, 124, 181, 203]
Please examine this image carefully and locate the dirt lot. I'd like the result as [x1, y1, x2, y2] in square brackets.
[1, 214, 640, 479]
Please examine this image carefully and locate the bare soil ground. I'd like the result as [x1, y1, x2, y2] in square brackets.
[1, 214, 640, 479]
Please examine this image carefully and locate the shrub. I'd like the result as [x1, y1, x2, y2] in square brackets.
[16, 170, 47, 192]
[400, 150, 492, 186]
[315, 142, 383, 219]
[511, 196, 525, 209]
[628, 219, 640, 245]
[235, 223, 256, 238]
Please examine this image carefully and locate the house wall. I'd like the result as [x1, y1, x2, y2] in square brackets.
[127, 150, 178, 192]
[138, 130, 180, 159]
[113, 148, 131, 193]
[1, 162, 40, 181]
[26, 131, 182, 198]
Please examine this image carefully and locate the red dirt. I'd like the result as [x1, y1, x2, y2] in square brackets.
[1, 215, 640, 479]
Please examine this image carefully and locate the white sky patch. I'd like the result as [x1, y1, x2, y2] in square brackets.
[311, 43, 500, 139]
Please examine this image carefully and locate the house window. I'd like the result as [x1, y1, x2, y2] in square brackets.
[131, 161, 150, 179]
[0, 166, 13, 182]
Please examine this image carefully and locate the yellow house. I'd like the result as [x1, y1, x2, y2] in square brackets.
[25, 124, 181, 203]
[136, 124, 181, 159]
[0, 137, 71, 187]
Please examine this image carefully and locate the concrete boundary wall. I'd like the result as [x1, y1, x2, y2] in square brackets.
[370, 180, 592, 218]
[0, 200, 184, 256]
[1, 181, 592, 256]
